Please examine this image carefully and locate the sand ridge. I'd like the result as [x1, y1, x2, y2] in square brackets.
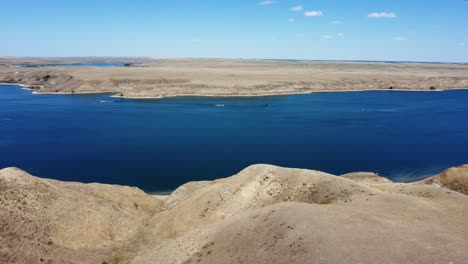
[1, 164, 468, 263]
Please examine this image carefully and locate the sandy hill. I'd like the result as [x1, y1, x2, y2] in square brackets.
[1, 164, 468, 264]
[0, 167, 162, 264]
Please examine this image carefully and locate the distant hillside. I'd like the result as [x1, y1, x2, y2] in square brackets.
[1, 59, 468, 99]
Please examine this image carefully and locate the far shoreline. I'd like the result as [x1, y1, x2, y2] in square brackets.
[2, 82, 468, 100]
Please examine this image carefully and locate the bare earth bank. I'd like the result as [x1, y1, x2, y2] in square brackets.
[1, 58, 468, 98]
[1, 164, 468, 264]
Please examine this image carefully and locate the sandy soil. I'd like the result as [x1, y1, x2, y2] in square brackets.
[1, 164, 468, 264]
[1, 58, 468, 98]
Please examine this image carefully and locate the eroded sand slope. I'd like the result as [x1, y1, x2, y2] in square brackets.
[1, 164, 468, 264]
[0, 168, 163, 264]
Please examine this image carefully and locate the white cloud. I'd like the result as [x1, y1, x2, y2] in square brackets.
[288, 18, 295, 23]
[368, 12, 397, 18]
[304, 11, 324, 17]
[322, 33, 343, 39]
[259, 1, 273, 5]
[393, 36, 408, 41]
[291, 5, 303, 12]
[331, 20, 342, 25]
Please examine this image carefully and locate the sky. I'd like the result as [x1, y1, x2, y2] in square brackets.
[1, 0, 467, 62]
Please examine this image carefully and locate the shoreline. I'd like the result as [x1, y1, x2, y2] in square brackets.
[2, 82, 468, 100]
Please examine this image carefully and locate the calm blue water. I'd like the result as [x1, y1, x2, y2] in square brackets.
[56, 63, 125, 67]
[16, 62, 124, 67]
[1, 84, 468, 192]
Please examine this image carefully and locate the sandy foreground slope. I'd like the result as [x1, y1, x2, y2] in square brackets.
[1, 59, 468, 98]
[1, 164, 468, 264]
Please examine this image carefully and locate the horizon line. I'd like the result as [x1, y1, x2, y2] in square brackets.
[1, 56, 467, 65]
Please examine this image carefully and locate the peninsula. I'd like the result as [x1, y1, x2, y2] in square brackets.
[1, 57, 468, 99]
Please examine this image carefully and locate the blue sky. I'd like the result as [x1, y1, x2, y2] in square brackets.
[1, 0, 467, 62]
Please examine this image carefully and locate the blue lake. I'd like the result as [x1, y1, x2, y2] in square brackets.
[16, 62, 125, 67]
[1, 84, 468, 192]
